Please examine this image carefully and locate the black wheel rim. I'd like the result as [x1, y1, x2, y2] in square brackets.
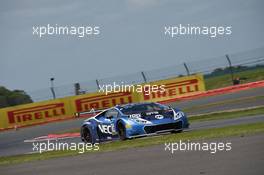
[84, 129, 91, 142]
[118, 124, 126, 140]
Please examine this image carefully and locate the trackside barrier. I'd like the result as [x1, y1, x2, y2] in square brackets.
[0, 98, 74, 130]
[158, 80, 264, 104]
[0, 91, 138, 130]
[138, 74, 205, 102]
[0, 74, 205, 130]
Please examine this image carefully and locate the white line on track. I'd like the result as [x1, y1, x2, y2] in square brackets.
[24, 136, 80, 143]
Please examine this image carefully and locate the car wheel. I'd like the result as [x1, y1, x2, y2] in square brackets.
[82, 127, 92, 143]
[117, 122, 127, 140]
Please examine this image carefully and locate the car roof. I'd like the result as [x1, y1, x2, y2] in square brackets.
[116, 102, 156, 109]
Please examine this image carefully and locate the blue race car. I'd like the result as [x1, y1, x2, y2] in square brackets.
[80, 102, 189, 143]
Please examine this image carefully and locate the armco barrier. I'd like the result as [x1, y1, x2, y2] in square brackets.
[0, 74, 205, 130]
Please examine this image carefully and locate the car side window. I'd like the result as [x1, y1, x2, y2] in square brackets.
[105, 109, 119, 118]
[95, 111, 107, 120]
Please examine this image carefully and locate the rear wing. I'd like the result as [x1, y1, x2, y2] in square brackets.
[74, 108, 105, 118]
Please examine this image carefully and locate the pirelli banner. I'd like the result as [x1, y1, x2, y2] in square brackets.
[0, 98, 73, 129]
[0, 74, 205, 129]
[139, 74, 205, 102]
[72, 91, 139, 113]
[0, 91, 139, 129]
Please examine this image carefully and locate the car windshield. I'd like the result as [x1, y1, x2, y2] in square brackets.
[120, 103, 170, 115]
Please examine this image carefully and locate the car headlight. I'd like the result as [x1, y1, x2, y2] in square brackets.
[173, 110, 185, 120]
[130, 117, 152, 124]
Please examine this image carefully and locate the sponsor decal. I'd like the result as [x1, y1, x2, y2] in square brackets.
[155, 114, 164, 119]
[129, 114, 141, 118]
[7, 103, 66, 124]
[98, 124, 115, 134]
[145, 111, 159, 115]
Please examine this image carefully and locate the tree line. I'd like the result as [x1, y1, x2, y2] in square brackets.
[0, 86, 32, 108]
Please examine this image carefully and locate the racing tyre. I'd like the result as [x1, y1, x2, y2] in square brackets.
[117, 122, 127, 140]
[82, 127, 92, 143]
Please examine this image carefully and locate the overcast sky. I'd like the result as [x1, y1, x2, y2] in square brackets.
[0, 0, 264, 93]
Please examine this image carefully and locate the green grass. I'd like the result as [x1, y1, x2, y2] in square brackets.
[1, 122, 264, 166]
[205, 67, 264, 90]
[189, 106, 264, 123]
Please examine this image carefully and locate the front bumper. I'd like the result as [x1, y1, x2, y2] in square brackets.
[126, 119, 188, 137]
[144, 121, 183, 134]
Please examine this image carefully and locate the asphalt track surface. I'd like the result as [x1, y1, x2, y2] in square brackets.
[0, 87, 264, 175]
[1, 133, 263, 175]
